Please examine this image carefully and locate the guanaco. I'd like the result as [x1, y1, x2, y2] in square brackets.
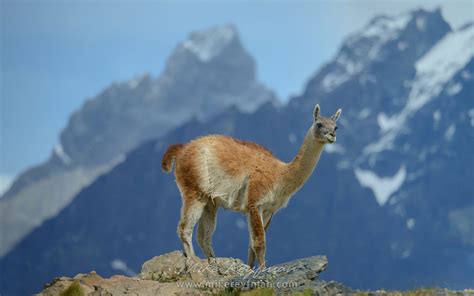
[162, 104, 341, 268]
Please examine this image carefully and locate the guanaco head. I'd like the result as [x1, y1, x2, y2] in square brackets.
[312, 104, 342, 144]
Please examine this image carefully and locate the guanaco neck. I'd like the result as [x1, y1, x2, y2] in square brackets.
[280, 125, 325, 196]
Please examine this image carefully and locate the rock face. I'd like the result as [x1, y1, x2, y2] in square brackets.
[40, 251, 345, 295]
[58, 25, 276, 167]
[140, 251, 252, 283]
[0, 24, 277, 258]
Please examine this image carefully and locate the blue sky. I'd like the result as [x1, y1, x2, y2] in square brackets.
[1, 0, 473, 192]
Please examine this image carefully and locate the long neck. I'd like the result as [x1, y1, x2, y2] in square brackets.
[281, 126, 325, 196]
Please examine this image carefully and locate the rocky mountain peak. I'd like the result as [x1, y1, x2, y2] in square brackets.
[55, 24, 275, 167]
[181, 24, 238, 62]
[343, 8, 450, 61]
[312, 9, 451, 94]
[162, 24, 257, 88]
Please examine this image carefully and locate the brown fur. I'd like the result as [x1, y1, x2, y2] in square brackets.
[210, 135, 284, 202]
[233, 138, 274, 157]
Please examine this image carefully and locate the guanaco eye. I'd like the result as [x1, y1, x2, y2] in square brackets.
[334, 126, 338, 131]
[316, 122, 323, 128]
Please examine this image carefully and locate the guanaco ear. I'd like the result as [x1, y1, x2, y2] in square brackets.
[331, 108, 342, 121]
[313, 104, 321, 120]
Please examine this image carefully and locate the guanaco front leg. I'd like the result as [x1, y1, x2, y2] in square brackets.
[247, 208, 270, 268]
[247, 210, 273, 268]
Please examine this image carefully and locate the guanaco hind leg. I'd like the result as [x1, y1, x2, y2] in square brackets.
[197, 201, 218, 258]
[177, 196, 206, 261]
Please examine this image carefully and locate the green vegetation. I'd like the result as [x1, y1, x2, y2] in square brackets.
[240, 288, 275, 296]
[218, 288, 275, 296]
[218, 287, 316, 296]
[355, 288, 474, 296]
[59, 280, 83, 296]
[290, 289, 314, 296]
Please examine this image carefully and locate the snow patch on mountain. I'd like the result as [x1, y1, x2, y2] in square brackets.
[433, 110, 441, 129]
[235, 218, 246, 230]
[444, 124, 456, 141]
[358, 108, 371, 119]
[111, 259, 136, 276]
[322, 12, 413, 92]
[288, 133, 297, 144]
[354, 166, 407, 206]
[416, 16, 427, 31]
[377, 113, 398, 132]
[0, 174, 13, 197]
[448, 206, 474, 246]
[349, 12, 411, 58]
[325, 144, 346, 154]
[182, 25, 236, 62]
[364, 132, 396, 154]
[128, 73, 148, 89]
[446, 82, 462, 96]
[407, 24, 473, 112]
[468, 109, 474, 127]
[401, 249, 412, 259]
[364, 25, 474, 154]
[321, 72, 349, 92]
[322, 53, 363, 91]
[54, 144, 72, 165]
[461, 70, 471, 80]
[363, 13, 410, 37]
[406, 218, 416, 230]
[337, 160, 351, 170]
[397, 41, 408, 51]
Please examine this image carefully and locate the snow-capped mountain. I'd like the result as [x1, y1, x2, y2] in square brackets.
[1, 9, 473, 295]
[0, 25, 277, 257]
[59, 24, 276, 166]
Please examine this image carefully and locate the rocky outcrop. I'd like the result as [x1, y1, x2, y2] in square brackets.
[38, 252, 474, 295]
[39, 251, 349, 295]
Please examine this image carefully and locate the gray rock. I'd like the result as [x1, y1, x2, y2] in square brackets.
[230, 255, 333, 293]
[140, 251, 252, 284]
[139, 252, 341, 294]
[140, 251, 187, 282]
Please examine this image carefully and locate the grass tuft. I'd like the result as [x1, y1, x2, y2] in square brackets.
[59, 280, 83, 296]
[240, 288, 275, 296]
[218, 288, 276, 296]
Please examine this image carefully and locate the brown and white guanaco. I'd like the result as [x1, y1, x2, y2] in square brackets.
[162, 104, 341, 268]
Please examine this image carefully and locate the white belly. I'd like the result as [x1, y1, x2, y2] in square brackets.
[196, 145, 249, 212]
